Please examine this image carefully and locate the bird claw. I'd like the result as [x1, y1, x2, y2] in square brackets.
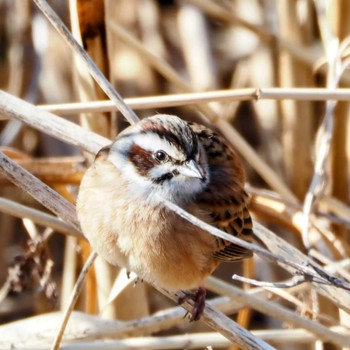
[178, 287, 206, 322]
[125, 270, 144, 287]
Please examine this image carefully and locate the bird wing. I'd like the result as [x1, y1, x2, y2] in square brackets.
[189, 122, 253, 262]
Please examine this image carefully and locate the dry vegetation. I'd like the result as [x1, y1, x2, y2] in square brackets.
[1, 0, 350, 349]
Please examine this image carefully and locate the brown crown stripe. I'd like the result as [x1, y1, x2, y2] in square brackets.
[141, 122, 198, 160]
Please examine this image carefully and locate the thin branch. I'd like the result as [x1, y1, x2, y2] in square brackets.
[108, 21, 297, 203]
[0, 113, 273, 350]
[0, 275, 345, 347]
[32, 0, 140, 125]
[302, 1, 342, 249]
[2, 90, 350, 295]
[37, 88, 350, 115]
[0, 295, 241, 345]
[2, 90, 350, 347]
[51, 251, 98, 350]
[0, 156, 84, 185]
[310, 250, 350, 282]
[187, 0, 350, 85]
[206, 278, 350, 347]
[159, 288, 275, 350]
[247, 185, 302, 210]
[4, 323, 349, 350]
[0, 90, 110, 155]
[0, 197, 83, 239]
[319, 195, 350, 228]
[232, 275, 306, 289]
[55, 328, 350, 350]
[0, 152, 80, 230]
[162, 198, 350, 291]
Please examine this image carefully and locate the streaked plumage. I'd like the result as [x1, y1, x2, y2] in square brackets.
[77, 114, 253, 321]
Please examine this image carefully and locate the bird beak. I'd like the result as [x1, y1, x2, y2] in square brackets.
[179, 159, 205, 180]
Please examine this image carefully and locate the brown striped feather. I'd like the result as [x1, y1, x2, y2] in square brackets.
[189, 122, 253, 262]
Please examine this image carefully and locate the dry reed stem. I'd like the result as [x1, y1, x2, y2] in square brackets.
[302, 0, 342, 248]
[51, 251, 98, 350]
[310, 250, 350, 282]
[0, 276, 346, 348]
[177, 3, 218, 91]
[69, 0, 122, 322]
[159, 288, 275, 350]
[1, 2, 348, 348]
[32, 0, 140, 125]
[166, 195, 350, 314]
[0, 156, 84, 185]
[2, 310, 348, 349]
[322, 195, 350, 224]
[0, 87, 335, 285]
[0, 277, 335, 343]
[187, 0, 350, 85]
[69, 0, 112, 139]
[60, 236, 79, 310]
[1, 85, 350, 347]
[51, 328, 348, 350]
[0, 91, 274, 350]
[206, 278, 350, 347]
[277, 0, 314, 198]
[0, 197, 82, 238]
[209, 276, 338, 327]
[36, 87, 350, 115]
[326, 1, 350, 291]
[177, 2, 250, 332]
[1, 91, 348, 350]
[0, 90, 110, 154]
[108, 21, 297, 202]
[0, 294, 255, 344]
[249, 189, 350, 259]
[0, 151, 80, 231]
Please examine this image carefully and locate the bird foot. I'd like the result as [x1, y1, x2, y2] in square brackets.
[126, 270, 143, 286]
[178, 287, 206, 322]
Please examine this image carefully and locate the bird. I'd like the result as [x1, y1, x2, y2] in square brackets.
[77, 114, 253, 321]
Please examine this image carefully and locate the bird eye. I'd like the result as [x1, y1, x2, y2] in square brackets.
[154, 150, 168, 162]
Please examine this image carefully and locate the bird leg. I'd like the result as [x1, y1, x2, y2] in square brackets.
[178, 286, 206, 321]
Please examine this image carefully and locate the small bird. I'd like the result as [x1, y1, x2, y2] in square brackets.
[77, 114, 253, 321]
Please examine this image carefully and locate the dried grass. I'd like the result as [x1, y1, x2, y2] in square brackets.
[1, 0, 350, 349]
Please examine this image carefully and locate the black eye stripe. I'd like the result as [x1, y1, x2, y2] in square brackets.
[152, 172, 174, 184]
[125, 117, 202, 184]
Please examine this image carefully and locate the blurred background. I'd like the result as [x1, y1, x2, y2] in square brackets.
[1, 1, 350, 349]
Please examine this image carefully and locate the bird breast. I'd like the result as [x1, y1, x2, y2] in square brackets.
[77, 159, 218, 290]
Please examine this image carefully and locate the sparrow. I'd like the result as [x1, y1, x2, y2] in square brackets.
[77, 114, 253, 321]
